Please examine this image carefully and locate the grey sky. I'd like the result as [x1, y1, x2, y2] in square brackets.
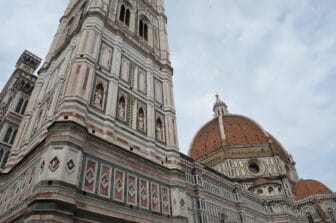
[0, 0, 335, 191]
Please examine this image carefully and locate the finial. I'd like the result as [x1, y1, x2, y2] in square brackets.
[215, 93, 219, 99]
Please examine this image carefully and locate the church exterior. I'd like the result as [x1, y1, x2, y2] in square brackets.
[0, 0, 335, 222]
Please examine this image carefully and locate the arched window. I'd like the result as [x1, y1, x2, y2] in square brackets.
[15, 98, 24, 113]
[268, 187, 274, 194]
[139, 19, 148, 41]
[119, 5, 131, 27]
[307, 213, 314, 223]
[3, 127, 13, 143]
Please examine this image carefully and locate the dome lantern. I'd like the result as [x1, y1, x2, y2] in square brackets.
[213, 94, 228, 117]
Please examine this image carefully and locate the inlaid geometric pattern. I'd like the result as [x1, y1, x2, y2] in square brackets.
[98, 165, 112, 198]
[83, 159, 97, 193]
[49, 156, 60, 172]
[140, 179, 149, 209]
[161, 186, 170, 215]
[127, 174, 137, 206]
[66, 159, 76, 174]
[113, 169, 125, 202]
[151, 182, 160, 212]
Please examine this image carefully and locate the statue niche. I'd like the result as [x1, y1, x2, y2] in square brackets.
[118, 96, 126, 121]
[93, 83, 105, 109]
[156, 117, 164, 141]
[138, 107, 145, 131]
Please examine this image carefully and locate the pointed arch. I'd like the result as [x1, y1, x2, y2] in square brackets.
[119, 1, 132, 27]
[138, 15, 150, 41]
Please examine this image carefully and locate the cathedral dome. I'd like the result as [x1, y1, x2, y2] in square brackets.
[188, 97, 289, 161]
[292, 179, 333, 200]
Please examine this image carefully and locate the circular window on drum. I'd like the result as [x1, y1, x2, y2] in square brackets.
[248, 163, 260, 174]
[247, 159, 264, 175]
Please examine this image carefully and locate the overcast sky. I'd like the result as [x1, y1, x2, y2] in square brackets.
[0, 0, 335, 191]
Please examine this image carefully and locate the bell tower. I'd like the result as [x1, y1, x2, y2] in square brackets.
[5, 0, 179, 169]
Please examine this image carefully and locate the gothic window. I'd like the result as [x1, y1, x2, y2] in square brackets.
[139, 19, 148, 41]
[137, 107, 145, 131]
[307, 213, 314, 223]
[118, 96, 126, 121]
[268, 187, 274, 194]
[119, 4, 131, 27]
[93, 83, 105, 108]
[15, 98, 24, 114]
[156, 117, 164, 142]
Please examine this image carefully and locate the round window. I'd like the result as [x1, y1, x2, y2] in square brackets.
[248, 163, 260, 174]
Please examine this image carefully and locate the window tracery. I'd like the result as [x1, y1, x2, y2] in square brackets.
[139, 19, 148, 41]
[119, 4, 131, 27]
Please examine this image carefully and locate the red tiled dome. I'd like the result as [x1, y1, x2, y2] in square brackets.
[292, 179, 332, 200]
[189, 114, 286, 160]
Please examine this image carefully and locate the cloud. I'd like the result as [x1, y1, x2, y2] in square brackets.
[167, 0, 336, 190]
[0, 0, 335, 191]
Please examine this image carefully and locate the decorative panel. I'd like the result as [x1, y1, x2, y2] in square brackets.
[113, 169, 125, 202]
[161, 186, 170, 215]
[126, 174, 138, 206]
[82, 159, 98, 194]
[98, 164, 112, 198]
[151, 182, 160, 212]
[98, 43, 113, 70]
[139, 178, 149, 209]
